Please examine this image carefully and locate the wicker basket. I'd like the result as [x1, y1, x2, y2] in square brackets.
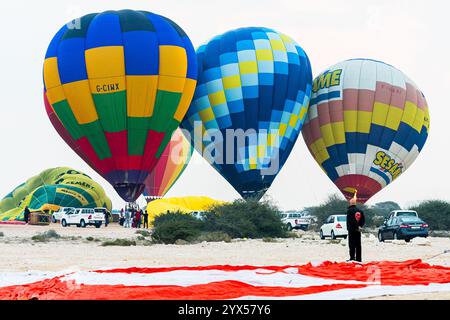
[29, 212, 51, 225]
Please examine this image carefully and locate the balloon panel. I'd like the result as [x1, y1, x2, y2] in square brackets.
[43, 10, 197, 202]
[181, 27, 312, 199]
[302, 59, 430, 203]
[143, 129, 193, 198]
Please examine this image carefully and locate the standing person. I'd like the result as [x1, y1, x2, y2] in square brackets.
[23, 206, 30, 224]
[143, 210, 149, 229]
[346, 194, 365, 262]
[104, 210, 110, 227]
[136, 209, 141, 229]
[131, 208, 136, 228]
[124, 208, 131, 228]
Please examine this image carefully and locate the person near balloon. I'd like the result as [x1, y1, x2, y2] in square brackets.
[23, 206, 30, 224]
[346, 194, 365, 262]
[124, 209, 131, 228]
[135, 209, 142, 229]
[143, 210, 149, 229]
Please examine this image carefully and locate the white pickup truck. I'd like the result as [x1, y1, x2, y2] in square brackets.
[61, 208, 105, 228]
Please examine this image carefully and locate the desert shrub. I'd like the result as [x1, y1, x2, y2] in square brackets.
[204, 199, 287, 239]
[31, 230, 60, 242]
[152, 211, 203, 244]
[409, 200, 450, 230]
[101, 239, 136, 246]
[0, 232, 4, 237]
[135, 230, 151, 237]
[86, 236, 94, 241]
[195, 231, 232, 243]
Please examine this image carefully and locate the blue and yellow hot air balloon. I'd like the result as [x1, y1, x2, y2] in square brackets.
[43, 10, 197, 202]
[302, 59, 430, 203]
[181, 27, 312, 199]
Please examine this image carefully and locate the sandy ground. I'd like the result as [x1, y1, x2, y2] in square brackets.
[1, 223, 449, 300]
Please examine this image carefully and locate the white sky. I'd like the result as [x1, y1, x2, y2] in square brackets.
[0, 0, 448, 210]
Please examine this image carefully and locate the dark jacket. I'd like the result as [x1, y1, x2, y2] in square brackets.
[346, 205, 365, 233]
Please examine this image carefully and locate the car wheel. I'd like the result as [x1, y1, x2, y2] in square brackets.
[286, 223, 292, 231]
[331, 230, 336, 240]
[405, 238, 411, 243]
[343, 235, 347, 240]
[95, 223, 101, 229]
[61, 219, 67, 227]
[52, 217, 56, 224]
[80, 220, 86, 228]
[320, 230, 325, 240]
[378, 232, 384, 242]
[393, 232, 398, 240]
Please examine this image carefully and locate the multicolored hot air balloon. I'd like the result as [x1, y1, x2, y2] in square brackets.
[181, 27, 312, 200]
[43, 10, 197, 202]
[302, 59, 430, 203]
[143, 129, 193, 200]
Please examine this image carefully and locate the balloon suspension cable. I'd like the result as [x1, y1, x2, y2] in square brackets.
[423, 249, 450, 261]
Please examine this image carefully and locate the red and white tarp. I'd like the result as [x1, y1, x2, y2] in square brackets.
[1, 259, 450, 300]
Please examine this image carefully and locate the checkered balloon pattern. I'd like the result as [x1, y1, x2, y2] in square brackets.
[181, 27, 312, 199]
[302, 59, 430, 203]
[43, 10, 197, 202]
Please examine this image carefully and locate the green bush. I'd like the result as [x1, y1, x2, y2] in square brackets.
[409, 200, 450, 230]
[86, 236, 94, 241]
[0, 232, 4, 237]
[152, 211, 203, 244]
[135, 230, 151, 237]
[101, 239, 136, 246]
[204, 199, 287, 238]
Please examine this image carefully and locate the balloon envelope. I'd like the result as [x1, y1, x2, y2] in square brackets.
[302, 59, 430, 203]
[43, 10, 197, 202]
[181, 27, 312, 199]
[143, 129, 193, 199]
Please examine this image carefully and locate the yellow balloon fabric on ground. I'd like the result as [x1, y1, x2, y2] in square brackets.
[145, 196, 225, 225]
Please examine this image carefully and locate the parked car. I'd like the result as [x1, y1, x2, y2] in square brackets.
[386, 210, 418, 221]
[378, 216, 429, 242]
[280, 212, 311, 231]
[61, 208, 105, 228]
[320, 215, 348, 239]
[52, 207, 75, 223]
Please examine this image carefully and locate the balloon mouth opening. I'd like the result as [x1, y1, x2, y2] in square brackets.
[144, 196, 162, 203]
[240, 189, 268, 201]
[113, 183, 146, 203]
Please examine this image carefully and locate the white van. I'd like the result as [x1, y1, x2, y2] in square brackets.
[52, 207, 75, 223]
[61, 208, 105, 228]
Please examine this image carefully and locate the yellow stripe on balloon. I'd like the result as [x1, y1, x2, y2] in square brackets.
[126, 75, 158, 117]
[46, 86, 66, 105]
[62, 80, 98, 124]
[222, 75, 241, 90]
[158, 75, 186, 93]
[43, 57, 61, 89]
[320, 123, 335, 147]
[174, 78, 197, 122]
[344, 111, 357, 132]
[357, 111, 372, 134]
[372, 102, 389, 126]
[159, 46, 187, 77]
[411, 108, 425, 133]
[208, 90, 226, 106]
[331, 122, 346, 144]
[239, 61, 258, 74]
[402, 101, 418, 127]
[385, 106, 403, 131]
[85, 46, 125, 78]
